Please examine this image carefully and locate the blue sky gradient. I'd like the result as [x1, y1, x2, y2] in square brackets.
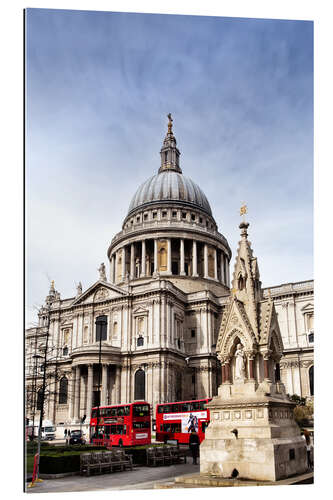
[26, 9, 313, 326]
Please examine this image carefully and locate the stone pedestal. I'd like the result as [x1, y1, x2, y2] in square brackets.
[200, 382, 307, 481]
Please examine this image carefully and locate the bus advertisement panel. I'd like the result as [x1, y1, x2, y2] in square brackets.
[90, 402, 151, 447]
[156, 399, 211, 444]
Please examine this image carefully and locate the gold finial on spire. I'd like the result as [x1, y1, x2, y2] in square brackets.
[51, 280, 55, 288]
[240, 202, 247, 221]
[231, 287, 237, 296]
[167, 113, 173, 134]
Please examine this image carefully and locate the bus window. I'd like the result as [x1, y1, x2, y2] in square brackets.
[133, 422, 150, 429]
[117, 407, 124, 416]
[91, 409, 97, 418]
[123, 406, 130, 416]
[181, 403, 192, 412]
[163, 405, 170, 413]
[172, 404, 180, 412]
[192, 402, 200, 410]
[111, 424, 117, 434]
[157, 406, 164, 413]
[133, 404, 150, 417]
[110, 408, 117, 416]
[104, 425, 111, 437]
[171, 423, 181, 433]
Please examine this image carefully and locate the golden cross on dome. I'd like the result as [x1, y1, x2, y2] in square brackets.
[240, 202, 247, 221]
[167, 113, 173, 133]
[231, 288, 237, 296]
[51, 280, 55, 288]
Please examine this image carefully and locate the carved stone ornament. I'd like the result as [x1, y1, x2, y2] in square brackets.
[95, 288, 109, 301]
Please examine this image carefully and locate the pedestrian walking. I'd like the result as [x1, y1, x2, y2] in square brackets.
[68, 430, 71, 437]
[64, 428, 67, 438]
[189, 429, 200, 464]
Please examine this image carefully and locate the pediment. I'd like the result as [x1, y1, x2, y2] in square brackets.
[301, 302, 314, 313]
[133, 306, 149, 316]
[72, 281, 127, 306]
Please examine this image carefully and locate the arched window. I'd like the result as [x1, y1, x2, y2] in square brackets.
[134, 369, 145, 400]
[309, 366, 314, 396]
[308, 332, 314, 343]
[137, 336, 144, 347]
[95, 315, 107, 342]
[113, 321, 118, 338]
[37, 388, 43, 411]
[59, 376, 68, 404]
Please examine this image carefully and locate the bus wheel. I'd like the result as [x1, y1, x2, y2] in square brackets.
[118, 439, 123, 447]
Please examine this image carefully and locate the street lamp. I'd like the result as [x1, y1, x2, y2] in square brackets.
[95, 316, 107, 441]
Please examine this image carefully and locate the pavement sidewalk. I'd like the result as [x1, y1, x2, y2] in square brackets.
[26, 462, 200, 493]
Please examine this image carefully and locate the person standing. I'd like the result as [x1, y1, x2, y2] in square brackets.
[64, 428, 67, 439]
[189, 429, 200, 465]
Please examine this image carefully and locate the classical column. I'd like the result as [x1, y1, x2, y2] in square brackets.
[192, 240, 198, 277]
[180, 238, 185, 275]
[221, 364, 226, 384]
[110, 255, 115, 283]
[68, 368, 75, 420]
[154, 239, 158, 273]
[204, 244, 209, 279]
[263, 352, 271, 380]
[115, 365, 121, 404]
[101, 364, 108, 406]
[221, 253, 225, 284]
[130, 244, 135, 279]
[224, 360, 231, 383]
[141, 240, 146, 277]
[226, 259, 230, 287]
[214, 248, 218, 280]
[167, 239, 172, 274]
[121, 247, 126, 281]
[86, 364, 94, 423]
[74, 365, 81, 420]
[247, 352, 255, 380]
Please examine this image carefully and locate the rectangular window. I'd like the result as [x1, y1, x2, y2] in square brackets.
[144, 213, 148, 220]
[133, 404, 150, 417]
[191, 214, 196, 221]
[172, 211, 177, 218]
[153, 212, 157, 219]
[182, 212, 187, 219]
[162, 211, 167, 218]
[191, 329, 196, 338]
[96, 315, 107, 341]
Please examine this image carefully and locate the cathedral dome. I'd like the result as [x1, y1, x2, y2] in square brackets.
[128, 114, 212, 217]
[128, 170, 212, 216]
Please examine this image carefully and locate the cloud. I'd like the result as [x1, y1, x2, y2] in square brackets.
[25, 9, 313, 326]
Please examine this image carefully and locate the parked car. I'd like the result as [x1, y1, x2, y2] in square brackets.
[69, 430, 86, 445]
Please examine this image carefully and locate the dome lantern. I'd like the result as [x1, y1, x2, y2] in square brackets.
[159, 113, 182, 174]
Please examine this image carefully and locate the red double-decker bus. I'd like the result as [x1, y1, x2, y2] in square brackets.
[156, 398, 211, 444]
[90, 402, 151, 447]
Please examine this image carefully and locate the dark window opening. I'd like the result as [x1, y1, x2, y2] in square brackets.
[172, 261, 179, 274]
[153, 212, 157, 219]
[162, 211, 167, 218]
[95, 315, 107, 342]
[136, 216, 140, 222]
[289, 449, 295, 460]
[134, 369, 145, 400]
[59, 377, 68, 404]
[172, 211, 177, 218]
[93, 391, 100, 408]
[182, 212, 186, 219]
[137, 336, 144, 347]
[191, 375, 196, 384]
[184, 262, 189, 275]
[144, 213, 148, 220]
[63, 346, 68, 356]
[191, 214, 196, 221]
[191, 329, 196, 338]
[177, 338, 181, 348]
[308, 333, 314, 343]
[199, 217, 203, 223]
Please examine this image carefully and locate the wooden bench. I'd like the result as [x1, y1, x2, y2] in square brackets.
[80, 450, 133, 476]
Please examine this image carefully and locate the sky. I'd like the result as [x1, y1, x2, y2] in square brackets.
[25, 8, 313, 327]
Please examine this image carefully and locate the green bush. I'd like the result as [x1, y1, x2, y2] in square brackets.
[40, 453, 81, 474]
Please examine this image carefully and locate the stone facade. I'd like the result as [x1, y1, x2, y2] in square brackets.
[25, 117, 313, 428]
